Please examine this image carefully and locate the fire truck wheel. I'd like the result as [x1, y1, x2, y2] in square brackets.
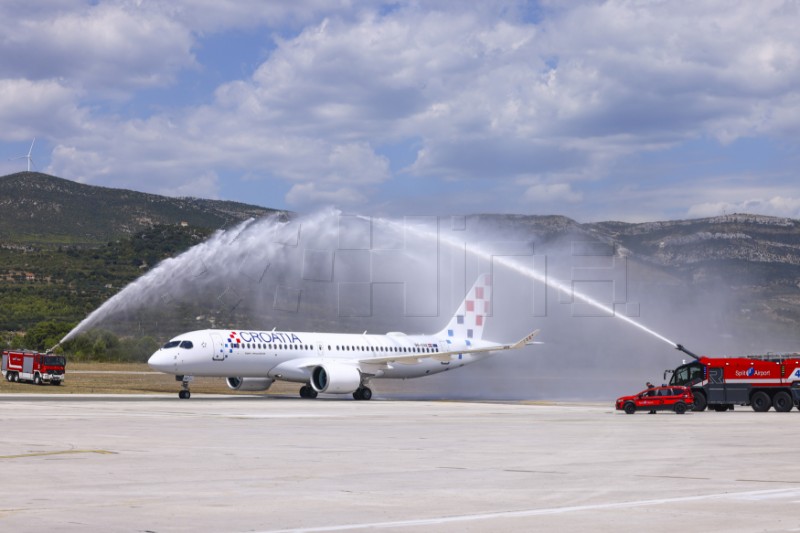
[623, 402, 636, 415]
[5, 372, 11, 382]
[692, 392, 707, 411]
[674, 402, 687, 414]
[772, 391, 792, 412]
[33, 374, 42, 385]
[10, 372, 18, 382]
[750, 391, 771, 412]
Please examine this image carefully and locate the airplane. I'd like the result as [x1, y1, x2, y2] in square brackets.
[148, 274, 540, 400]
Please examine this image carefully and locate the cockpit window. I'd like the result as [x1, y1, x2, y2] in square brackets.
[179, 341, 194, 349]
[163, 341, 181, 349]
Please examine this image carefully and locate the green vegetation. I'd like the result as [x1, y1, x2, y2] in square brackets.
[0, 171, 286, 362]
[0, 224, 220, 361]
[59, 329, 160, 362]
[0, 172, 279, 247]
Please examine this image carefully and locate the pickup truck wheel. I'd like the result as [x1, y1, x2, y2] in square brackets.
[624, 402, 636, 415]
[773, 391, 792, 412]
[751, 391, 771, 412]
[674, 402, 687, 414]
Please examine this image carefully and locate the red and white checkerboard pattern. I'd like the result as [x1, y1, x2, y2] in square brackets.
[439, 274, 491, 341]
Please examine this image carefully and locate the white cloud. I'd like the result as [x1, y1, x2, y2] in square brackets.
[0, 3, 196, 96]
[523, 182, 582, 204]
[5, 1, 800, 219]
[0, 79, 85, 140]
[285, 182, 368, 208]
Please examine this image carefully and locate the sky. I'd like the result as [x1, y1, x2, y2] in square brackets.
[1, 0, 799, 222]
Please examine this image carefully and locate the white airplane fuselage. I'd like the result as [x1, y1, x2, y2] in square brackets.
[148, 274, 538, 399]
[148, 329, 490, 380]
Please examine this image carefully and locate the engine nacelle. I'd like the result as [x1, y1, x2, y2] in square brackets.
[226, 377, 274, 391]
[311, 364, 361, 394]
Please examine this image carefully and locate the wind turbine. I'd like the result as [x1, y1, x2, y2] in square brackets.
[11, 138, 36, 171]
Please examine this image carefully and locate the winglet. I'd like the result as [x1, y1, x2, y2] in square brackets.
[510, 329, 540, 350]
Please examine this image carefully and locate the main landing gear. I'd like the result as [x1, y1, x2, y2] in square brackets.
[299, 385, 318, 399]
[297, 384, 373, 400]
[353, 386, 372, 401]
[177, 375, 193, 399]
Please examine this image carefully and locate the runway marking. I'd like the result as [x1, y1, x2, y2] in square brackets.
[0, 449, 116, 460]
[257, 488, 800, 532]
[636, 474, 711, 480]
[736, 478, 800, 485]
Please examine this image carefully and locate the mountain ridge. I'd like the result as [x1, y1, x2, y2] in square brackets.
[0, 172, 282, 246]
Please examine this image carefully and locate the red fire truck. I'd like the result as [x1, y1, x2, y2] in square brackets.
[665, 344, 800, 412]
[2, 350, 66, 385]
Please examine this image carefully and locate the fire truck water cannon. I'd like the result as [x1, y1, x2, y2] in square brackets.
[675, 344, 700, 361]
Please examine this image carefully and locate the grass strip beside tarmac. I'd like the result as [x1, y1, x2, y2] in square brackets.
[0, 362, 300, 396]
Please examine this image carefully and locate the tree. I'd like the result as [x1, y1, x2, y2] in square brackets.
[23, 321, 75, 351]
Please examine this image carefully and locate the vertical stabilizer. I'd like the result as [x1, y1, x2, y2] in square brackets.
[436, 273, 492, 341]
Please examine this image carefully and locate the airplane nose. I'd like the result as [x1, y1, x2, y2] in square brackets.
[148, 350, 173, 373]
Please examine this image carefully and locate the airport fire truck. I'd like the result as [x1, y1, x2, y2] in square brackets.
[665, 345, 800, 412]
[2, 350, 66, 385]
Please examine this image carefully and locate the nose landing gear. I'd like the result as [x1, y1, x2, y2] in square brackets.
[177, 375, 193, 399]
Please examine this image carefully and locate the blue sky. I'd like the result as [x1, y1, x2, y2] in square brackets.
[1, 0, 799, 222]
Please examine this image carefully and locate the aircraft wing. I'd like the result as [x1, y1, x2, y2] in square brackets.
[360, 329, 540, 366]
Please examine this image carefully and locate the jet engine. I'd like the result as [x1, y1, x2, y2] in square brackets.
[311, 364, 361, 394]
[226, 377, 274, 391]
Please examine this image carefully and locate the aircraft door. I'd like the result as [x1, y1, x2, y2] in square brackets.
[210, 332, 226, 361]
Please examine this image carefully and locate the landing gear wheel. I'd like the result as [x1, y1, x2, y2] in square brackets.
[353, 386, 372, 400]
[299, 385, 318, 399]
[773, 391, 792, 412]
[623, 402, 636, 415]
[751, 391, 771, 412]
[178, 377, 192, 399]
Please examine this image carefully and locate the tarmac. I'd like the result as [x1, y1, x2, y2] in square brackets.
[1, 394, 800, 532]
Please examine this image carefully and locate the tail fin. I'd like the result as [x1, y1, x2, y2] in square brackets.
[437, 273, 492, 341]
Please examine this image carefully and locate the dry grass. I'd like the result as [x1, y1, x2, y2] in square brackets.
[0, 362, 302, 396]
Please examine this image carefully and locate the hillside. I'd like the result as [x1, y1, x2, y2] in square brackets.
[1, 171, 799, 358]
[0, 172, 281, 246]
